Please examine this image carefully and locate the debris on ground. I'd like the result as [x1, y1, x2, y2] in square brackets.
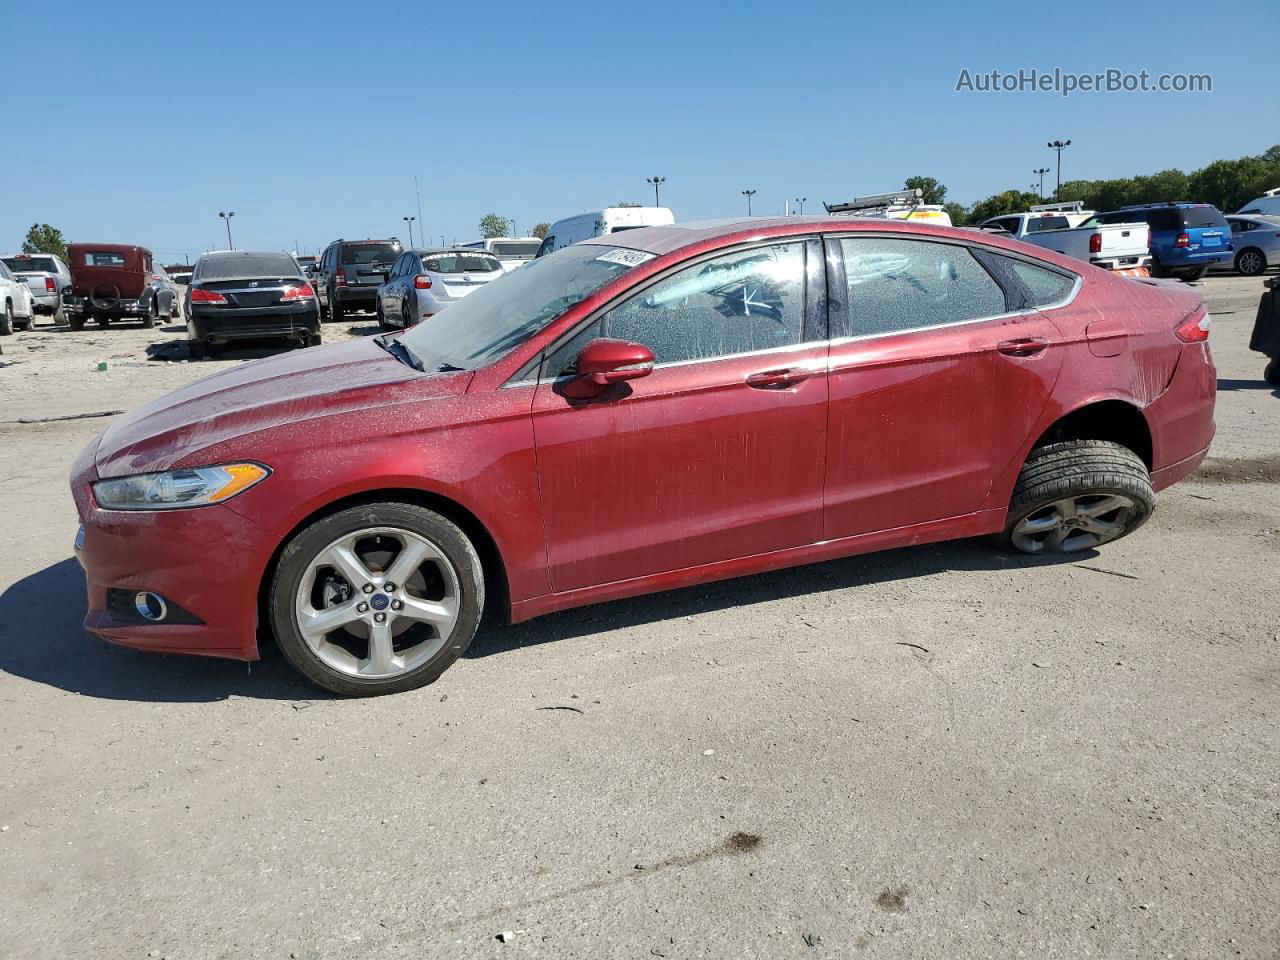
[17, 410, 123, 424]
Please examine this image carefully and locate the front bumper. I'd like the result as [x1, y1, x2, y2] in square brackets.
[72, 472, 277, 660]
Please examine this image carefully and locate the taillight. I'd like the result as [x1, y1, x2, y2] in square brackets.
[281, 283, 315, 301]
[1174, 310, 1210, 343]
[1175, 232, 1190, 248]
[334, 267, 346, 287]
[413, 274, 432, 289]
[189, 288, 227, 303]
[45, 277, 56, 292]
[1089, 232, 1102, 254]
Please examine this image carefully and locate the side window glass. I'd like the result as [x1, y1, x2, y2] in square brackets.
[544, 319, 604, 377]
[1001, 257, 1076, 307]
[840, 238, 1005, 336]
[602, 242, 806, 365]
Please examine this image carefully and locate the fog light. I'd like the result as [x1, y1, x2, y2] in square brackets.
[134, 591, 168, 622]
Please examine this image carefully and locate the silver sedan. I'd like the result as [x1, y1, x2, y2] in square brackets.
[1214, 215, 1280, 276]
[375, 249, 505, 329]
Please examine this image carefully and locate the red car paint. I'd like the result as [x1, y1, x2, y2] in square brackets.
[70, 218, 1216, 661]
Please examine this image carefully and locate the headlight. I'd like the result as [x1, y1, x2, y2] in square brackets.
[93, 463, 270, 510]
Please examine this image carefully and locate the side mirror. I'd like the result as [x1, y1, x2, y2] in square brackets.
[562, 338, 654, 398]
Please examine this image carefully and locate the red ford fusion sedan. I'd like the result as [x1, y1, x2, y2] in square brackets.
[70, 217, 1216, 695]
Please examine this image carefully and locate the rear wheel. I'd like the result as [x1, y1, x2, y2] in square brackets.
[1178, 266, 1208, 282]
[0, 303, 12, 336]
[188, 338, 206, 360]
[1235, 248, 1267, 277]
[71, 311, 87, 331]
[269, 502, 485, 696]
[329, 294, 344, 322]
[305, 331, 322, 347]
[1264, 358, 1280, 385]
[997, 440, 1154, 555]
[96, 314, 110, 327]
[141, 298, 157, 328]
[402, 300, 414, 328]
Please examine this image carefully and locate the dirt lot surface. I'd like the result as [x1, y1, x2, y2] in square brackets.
[1, 279, 1277, 959]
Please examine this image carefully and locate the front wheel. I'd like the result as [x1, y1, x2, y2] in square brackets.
[268, 502, 485, 696]
[997, 440, 1154, 555]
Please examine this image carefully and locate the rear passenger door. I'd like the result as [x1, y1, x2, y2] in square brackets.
[822, 236, 1068, 539]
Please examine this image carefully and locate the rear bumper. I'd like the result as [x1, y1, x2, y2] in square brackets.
[335, 286, 378, 307]
[191, 303, 320, 341]
[1145, 341, 1216, 491]
[31, 292, 60, 312]
[1158, 248, 1233, 268]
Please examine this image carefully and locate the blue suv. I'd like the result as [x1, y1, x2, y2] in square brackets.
[1089, 203, 1232, 281]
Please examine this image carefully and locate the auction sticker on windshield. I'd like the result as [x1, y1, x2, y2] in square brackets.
[595, 249, 656, 267]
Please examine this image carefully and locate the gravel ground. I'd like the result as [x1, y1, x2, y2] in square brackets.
[0, 277, 1277, 960]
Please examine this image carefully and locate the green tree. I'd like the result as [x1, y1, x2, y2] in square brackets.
[967, 190, 1043, 224]
[942, 202, 968, 226]
[1189, 156, 1278, 213]
[478, 214, 509, 239]
[22, 223, 67, 260]
[531, 222, 550, 238]
[904, 176, 947, 205]
[614, 201, 642, 207]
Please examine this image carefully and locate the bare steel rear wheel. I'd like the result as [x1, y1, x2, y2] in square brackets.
[270, 503, 484, 696]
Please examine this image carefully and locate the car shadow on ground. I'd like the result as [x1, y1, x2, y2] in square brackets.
[1217, 377, 1279, 397]
[466, 538, 1084, 660]
[0, 558, 319, 703]
[1, 541, 1088, 703]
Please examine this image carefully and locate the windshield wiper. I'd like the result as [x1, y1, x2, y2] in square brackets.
[373, 334, 424, 371]
[436, 362, 464, 372]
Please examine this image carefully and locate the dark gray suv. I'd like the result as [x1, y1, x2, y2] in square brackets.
[314, 238, 402, 321]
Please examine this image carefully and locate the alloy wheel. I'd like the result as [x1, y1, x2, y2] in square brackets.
[1237, 250, 1264, 276]
[294, 527, 461, 679]
[1010, 494, 1137, 554]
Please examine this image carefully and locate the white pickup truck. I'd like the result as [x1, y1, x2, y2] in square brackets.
[981, 204, 1151, 273]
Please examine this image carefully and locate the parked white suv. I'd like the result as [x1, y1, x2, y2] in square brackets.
[0, 260, 37, 334]
[1, 252, 71, 322]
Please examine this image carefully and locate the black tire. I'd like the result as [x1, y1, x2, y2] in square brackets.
[329, 293, 344, 323]
[0, 303, 12, 336]
[305, 331, 322, 347]
[375, 299, 390, 331]
[402, 299, 413, 329]
[96, 314, 110, 327]
[268, 502, 485, 696]
[1178, 266, 1208, 282]
[71, 311, 87, 331]
[1264, 358, 1280, 386]
[996, 440, 1154, 555]
[1235, 248, 1267, 277]
[188, 339, 206, 360]
[142, 298, 157, 328]
[1149, 255, 1167, 279]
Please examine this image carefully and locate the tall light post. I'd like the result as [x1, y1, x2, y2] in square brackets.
[1033, 167, 1050, 201]
[1047, 140, 1071, 199]
[218, 211, 235, 250]
[402, 216, 416, 248]
[794, 197, 807, 215]
[646, 175, 665, 206]
[742, 189, 756, 215]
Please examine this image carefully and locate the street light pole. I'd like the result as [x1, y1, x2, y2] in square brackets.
[646, 175, 665, 206]
[742, 189, 756, 215]
[794, 197, 807, 215]
[218, 211, 235, 250]
[1046, 140, 1071, 199]
[1033, 167, 1051, 201]
[402, 216, 416, 248]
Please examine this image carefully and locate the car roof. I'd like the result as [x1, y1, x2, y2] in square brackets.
[67, 242, 147, 252]
[197, 250, 295, 261]
[411, 247, 500, 256]
[577, 216, 973, 256]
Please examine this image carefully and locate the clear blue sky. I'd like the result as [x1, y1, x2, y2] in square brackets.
[7, 0, 1277, 263]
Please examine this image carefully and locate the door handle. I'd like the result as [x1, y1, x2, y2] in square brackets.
[997, 337, 1049, 358]
[745, 367, 810, 389]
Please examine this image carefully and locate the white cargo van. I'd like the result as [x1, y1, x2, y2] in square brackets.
[535, 207, 676, 257]
[1238, 188, 1280, 217]
[460, 237, 543, 273]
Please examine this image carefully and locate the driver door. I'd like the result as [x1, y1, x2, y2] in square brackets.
[531, 239, 829, 593]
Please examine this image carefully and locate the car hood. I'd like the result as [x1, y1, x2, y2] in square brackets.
[95, 338, 470, 478]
